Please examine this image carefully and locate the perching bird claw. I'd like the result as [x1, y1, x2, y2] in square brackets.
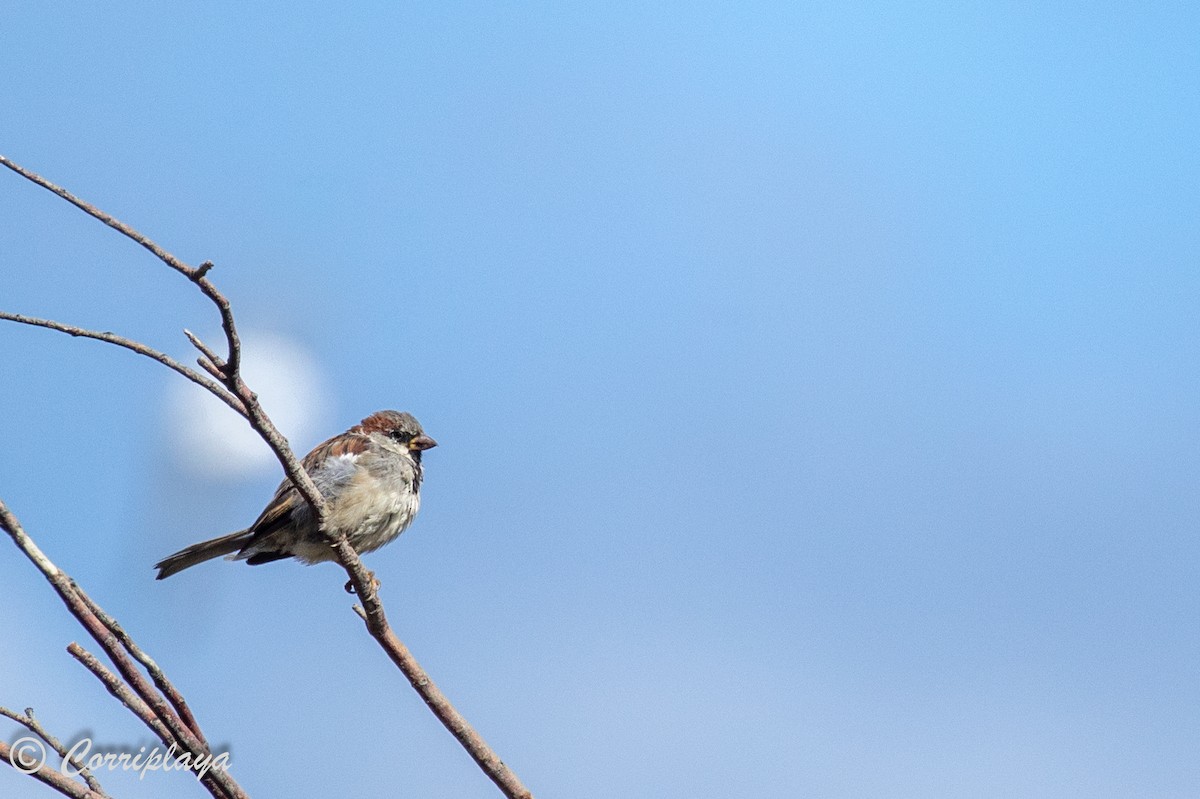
[344, 570, 380, 595]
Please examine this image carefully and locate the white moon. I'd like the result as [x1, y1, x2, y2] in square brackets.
[164, 330, 328, 478]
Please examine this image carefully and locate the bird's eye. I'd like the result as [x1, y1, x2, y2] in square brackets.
[389, 429, 410, 442]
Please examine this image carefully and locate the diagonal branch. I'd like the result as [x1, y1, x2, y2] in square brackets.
[65, 644, 173, 744]
[0, 707, 108, 796]
[0, 154, 193, 279]
[183, 328, 227, 377]
[0, 499, 247, 799]
[0, 740, 105, 799]
[76, 591, 207, 749]
[65, 644, 234, 799]
[351, 605, 527, 793]
[0, 311, 245, 416]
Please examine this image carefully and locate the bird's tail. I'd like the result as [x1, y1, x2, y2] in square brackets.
[155, 530, 253, 580]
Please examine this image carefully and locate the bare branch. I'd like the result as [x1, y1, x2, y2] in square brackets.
[0, 707, 108, 796]
[196, 273, 243, 381]
[351, 606, 531, 797]
[196, 354, 228, 382]
[0, 499, 247, 799]
[0, 740, 106, 799]
[76, 591, 207, 748]
[66, 646, 235, 799]
[65, 644, 173, 746]
[0, 312, 245, 416]
[0, 154, 195, 280]
[183, 328, 227, 373]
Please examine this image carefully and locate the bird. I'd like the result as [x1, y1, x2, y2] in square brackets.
[155, 410, 436, 580]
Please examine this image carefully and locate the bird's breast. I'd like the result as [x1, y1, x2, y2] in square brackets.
[324, 456, 421, 552]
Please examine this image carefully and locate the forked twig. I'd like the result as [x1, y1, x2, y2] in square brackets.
[0, 311, 244, 415]
[0, 707, 107, 796]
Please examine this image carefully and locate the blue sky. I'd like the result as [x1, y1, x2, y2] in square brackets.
[2, 3, 1199, 797]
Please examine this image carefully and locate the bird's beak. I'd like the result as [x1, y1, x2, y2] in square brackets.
[409, 435, 438, 451]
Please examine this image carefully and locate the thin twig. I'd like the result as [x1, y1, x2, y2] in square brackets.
[196, 354, 228, 382]
[65, 645, 173, 745]
[183, 328, 227, 372]
[352, 606, 530, 797]
[66, 645, 234, 799]
[0, 740, 104, 799]
[76, 591, 208, 748]
[0, 311, 245, 416]
[0, 707, 107, 795]
[194, 269, 243, 381]
[0, 154, 192, 278]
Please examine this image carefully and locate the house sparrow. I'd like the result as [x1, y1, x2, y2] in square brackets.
[155, 410, 436, 580]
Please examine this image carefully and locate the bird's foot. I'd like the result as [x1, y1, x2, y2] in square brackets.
[344, 570, 380, 595]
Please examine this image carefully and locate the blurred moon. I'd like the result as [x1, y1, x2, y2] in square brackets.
[164, 330, 328, 478]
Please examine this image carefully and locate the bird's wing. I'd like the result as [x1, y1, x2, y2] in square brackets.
[244, 432, 371, 540]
